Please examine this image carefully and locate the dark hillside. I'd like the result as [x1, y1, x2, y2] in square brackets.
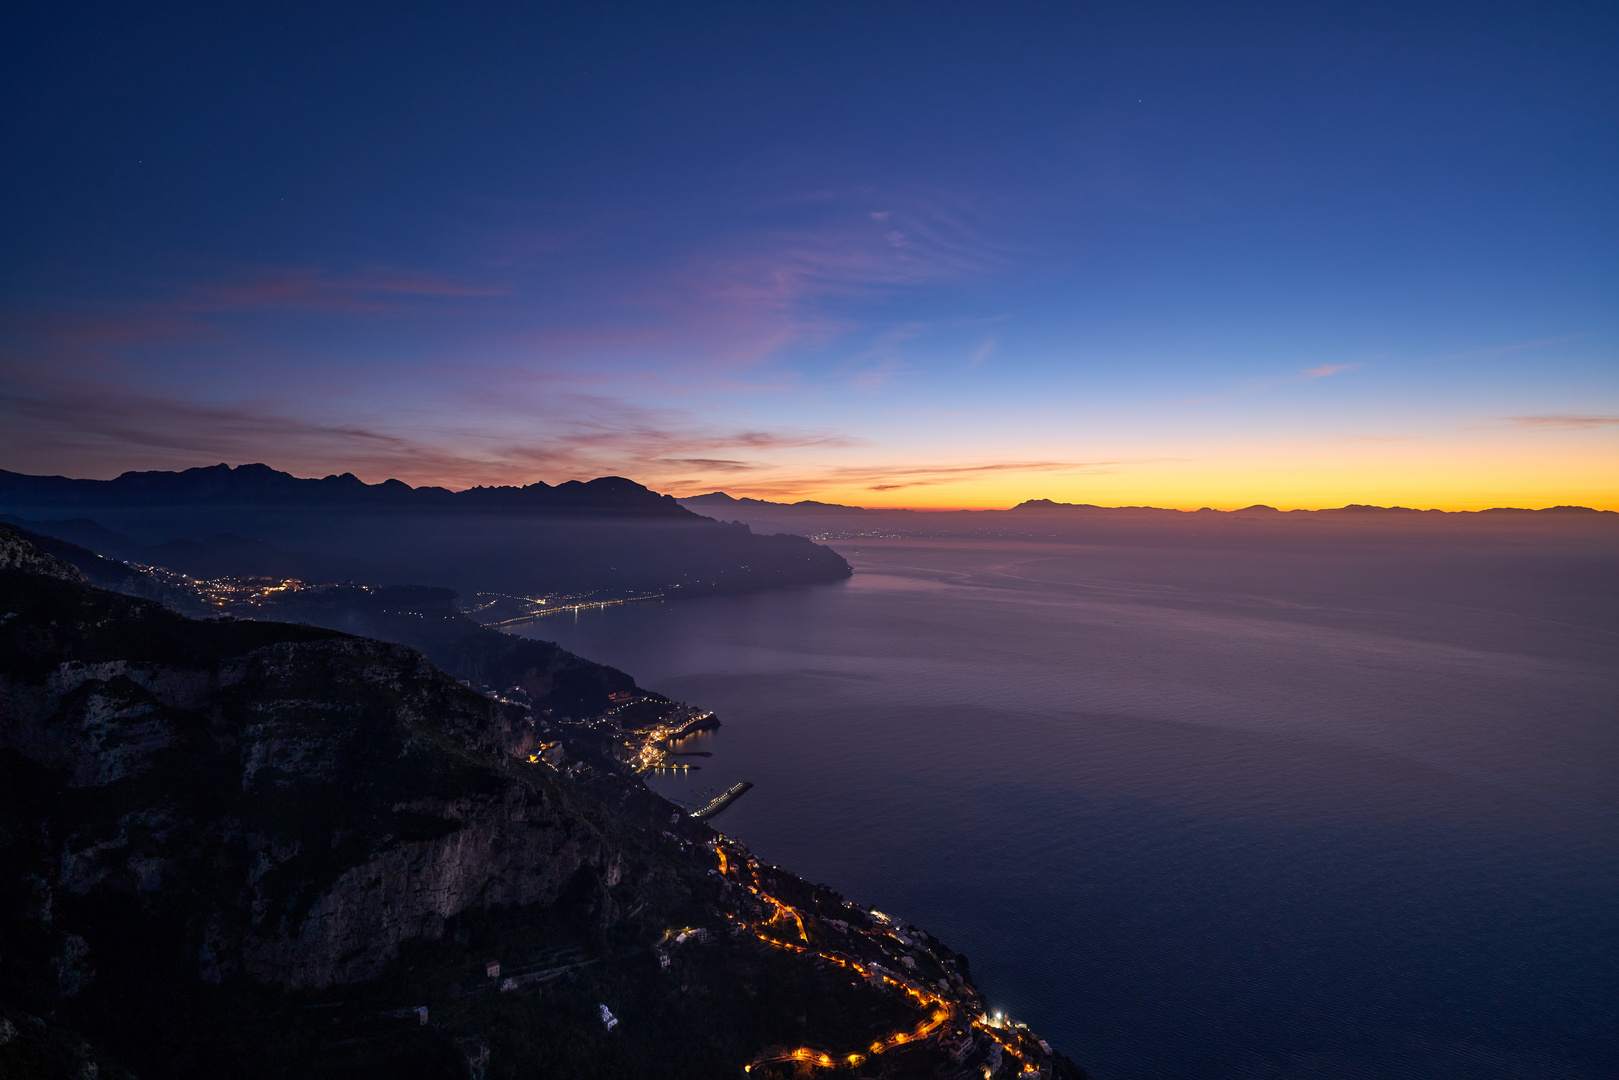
[239, 583, 647, 721]
[0, 519, 208, 614]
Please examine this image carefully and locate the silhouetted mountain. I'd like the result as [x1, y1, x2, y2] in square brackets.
[679, 492, 1616, 542]
[1006, 498, 1616, 517]
[0, 464, 691, 515]
[0, 466, 852, 599]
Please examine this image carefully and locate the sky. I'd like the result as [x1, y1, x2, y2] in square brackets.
[1, 1, 1615, 510]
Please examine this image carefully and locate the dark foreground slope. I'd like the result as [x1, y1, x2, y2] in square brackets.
[0, 519, 210, 615]
[244, 583, 644, 718]
[0, 527, 1079, 1080]
[0, 465, 851, 599]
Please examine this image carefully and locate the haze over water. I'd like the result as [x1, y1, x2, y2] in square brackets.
[522, 534, 1618, 1079]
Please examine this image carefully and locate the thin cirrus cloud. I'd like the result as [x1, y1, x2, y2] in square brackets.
[0, 207, 981, 486]
[0, 193, 1018, 497]
[0, 224, 903, 491]
[13, 195, 1003, 386]
[655, 458, 757, 472]
[653, 202, 1006, 370]
[782, 458, 1158, 494]
[1303, 363, 1359, 378]
[13, 267, 511, 352]
[1494, 415, 1619, 430]
[190, 270, 510, 317]
[0, 377, 863, 491]
[1166, 361, 1363, 407]
[653, 457, 1176, 502]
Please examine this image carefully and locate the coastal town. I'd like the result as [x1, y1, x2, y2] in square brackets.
[110, 566, 660, 625]
[122, 562, 311, 609]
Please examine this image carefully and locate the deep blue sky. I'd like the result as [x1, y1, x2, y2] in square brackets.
[2, 1, 1614, 506]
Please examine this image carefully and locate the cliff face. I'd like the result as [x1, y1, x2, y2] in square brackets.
[0, 547, 661, 1068]
[0, 577, 625, 991]
[235, 780, 621, 989]
[0, 525, 1080, 1080]
[0, 529, 88, 582]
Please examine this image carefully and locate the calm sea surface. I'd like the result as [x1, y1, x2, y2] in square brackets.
[517, 537, 1619, 1079]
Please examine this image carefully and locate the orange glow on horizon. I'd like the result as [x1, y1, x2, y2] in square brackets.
[670, 435, 1618, 513]
[67, 424, 1612, 515]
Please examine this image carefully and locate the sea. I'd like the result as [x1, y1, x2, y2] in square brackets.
[516, 535, 1619, 1079]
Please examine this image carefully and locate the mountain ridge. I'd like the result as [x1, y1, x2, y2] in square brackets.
[0, 464, 693, 517]
[681, 491, 1614, 516]
[0, 467, 854, 600]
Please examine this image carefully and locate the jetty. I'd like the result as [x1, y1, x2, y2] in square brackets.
[691, 781, 753, 820]
[664, 712, 720, 746]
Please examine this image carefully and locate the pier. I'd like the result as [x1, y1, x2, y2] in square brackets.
[692, 781, 753, 820]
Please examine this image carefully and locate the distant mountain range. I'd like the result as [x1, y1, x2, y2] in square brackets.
[681, 491, 1613, 518]
[678, 491, 1616, 542]
[0, 465, 851, 598]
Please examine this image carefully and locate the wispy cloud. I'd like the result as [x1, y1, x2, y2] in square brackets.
[661, 200, 1005, 368]
[0, 191, 1020, 492]
[727, 430, 861, 449]
[1494, 414, 1619, 430]
[9, 192, 1011, 397]
[1166, 359, 1366, 407]
[9, 267, 510, 354]
[856, 460, 1138, 492]
[670, 458, 1175, 499]
[0, 375, 862, 491]
[1303, 362, 1358, 378]
[653, 458, 757, 471]
[1427, 335, 1585, 363]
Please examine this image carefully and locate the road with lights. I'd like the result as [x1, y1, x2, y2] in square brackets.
[709, 840, 1056, 1079]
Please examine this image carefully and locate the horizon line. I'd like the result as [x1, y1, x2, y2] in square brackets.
[3, 462, 1614, 516]
[673, 493, 1617, 515]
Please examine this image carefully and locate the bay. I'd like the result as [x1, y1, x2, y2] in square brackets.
[517, 537, 1619, 1079]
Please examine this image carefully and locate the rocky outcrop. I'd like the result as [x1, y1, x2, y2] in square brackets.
[0, 529, 86, 582]
[238, 787, 619, 988]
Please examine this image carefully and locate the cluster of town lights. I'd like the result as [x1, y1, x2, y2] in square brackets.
[715, 843, 1034, 1076]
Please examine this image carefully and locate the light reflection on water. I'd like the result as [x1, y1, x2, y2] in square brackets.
[517, 538, 1619, 1079]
